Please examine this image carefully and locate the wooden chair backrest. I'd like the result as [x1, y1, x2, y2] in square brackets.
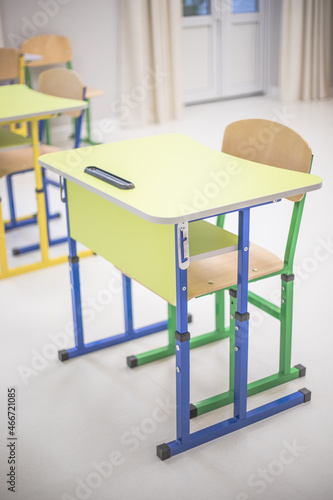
[21, 35, 72, 67]
[0, 48, 21, 81]
[38, 68, 84, 118]
[222, 119, 312, 202]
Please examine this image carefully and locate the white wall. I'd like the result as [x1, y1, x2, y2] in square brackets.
[1, 0, 281, 109]
[0, 0, 118, 139]
[0, 6, 4, 45]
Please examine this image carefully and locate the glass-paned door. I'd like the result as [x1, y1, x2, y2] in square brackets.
[183, 0, 267, 103]
[233, 0, 258, 14]
[183, 0, 210, 17]
[182, 0, 218, 102]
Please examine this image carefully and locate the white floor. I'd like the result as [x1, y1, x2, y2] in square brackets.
[1, 94, 333, 500]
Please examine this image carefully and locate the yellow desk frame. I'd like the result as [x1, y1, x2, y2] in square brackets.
[0, 84, 90, 279]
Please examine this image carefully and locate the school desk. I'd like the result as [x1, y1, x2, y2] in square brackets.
[39, 134, 322, 458]
[0, 84, 90, 279]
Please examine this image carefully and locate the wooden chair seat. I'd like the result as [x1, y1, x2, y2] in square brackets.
[187, 243, 284, 300]
[0, 145, 59, 178]
[86, 87, 104, 99]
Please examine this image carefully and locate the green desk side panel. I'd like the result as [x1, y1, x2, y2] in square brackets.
[67, 182, 177, 306]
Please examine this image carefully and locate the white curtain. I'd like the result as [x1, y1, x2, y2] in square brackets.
[279, 0, 332, 101]
[0, 7, 4, 47]
[117, 0, 183, 128]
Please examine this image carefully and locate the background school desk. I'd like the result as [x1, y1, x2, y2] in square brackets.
[0, 84, 89, 279]
[39, 134, 322, 459]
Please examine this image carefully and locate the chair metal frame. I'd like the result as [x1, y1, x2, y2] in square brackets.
[126, 119, 313, 419]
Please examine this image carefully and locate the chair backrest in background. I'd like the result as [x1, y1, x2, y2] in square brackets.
[21, 35, 72, 67]
[0, 47, 23, 82]
[222, 119, 312, 202]
[38, 68, 84, 118]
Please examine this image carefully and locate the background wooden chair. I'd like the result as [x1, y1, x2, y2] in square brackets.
[0, 68, 86, 256]
[0, 47, 25, 84]
[0, 47, 32, 230]
[126, 119, 313, 418]
[0, 46, 27, 139]
[21, 34, 103, 146]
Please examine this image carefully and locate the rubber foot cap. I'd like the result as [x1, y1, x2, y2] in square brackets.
[295, 364, 306, 378]
[299, 388, 311, 402]
[157, 443, 171, 461]
[190, 403, 198, 419]
[58, 350, 69, 362]
[127, 355, 138, 368]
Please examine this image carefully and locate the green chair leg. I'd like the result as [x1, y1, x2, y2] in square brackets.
[279, 275, 294, 375]
[229, 291, 236, 396]
[70, 102, 101, 146]
[65, 61, 101, 146]
[127, 304, 176, 367]
[25, 66, 32, 88]
[195, 289, 236, 416]
[127, 290, 232, 368]
[191, 282, 305, 418]
[45, 120, 51, 145]
[190, 290, 231, 350]
[77, 100, 102, 146]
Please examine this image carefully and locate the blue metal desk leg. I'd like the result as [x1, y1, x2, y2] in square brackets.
[174, 229, 191, 448]
[122, 274, 134, 335]
[5, 173, 39, 231]
[157, 224, 190, 460]
[234, 208, 250, 421]
[57, 179, 85, 361]
[157, 209, 311, 460]
[58, 179, 168, 362]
